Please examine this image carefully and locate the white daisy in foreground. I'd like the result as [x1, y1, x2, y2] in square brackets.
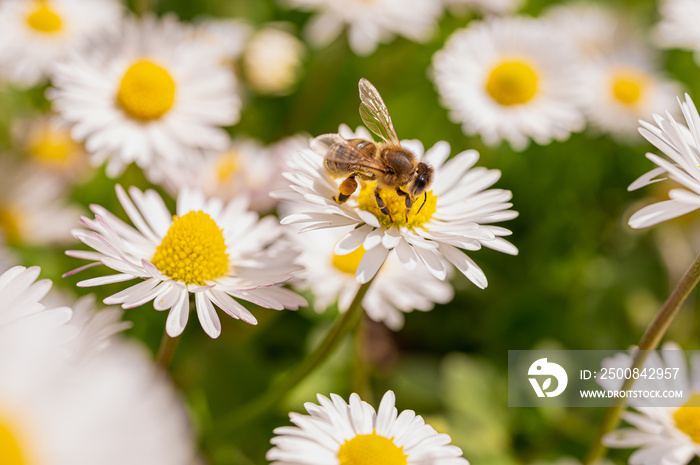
[654, 0, 700, 64]
[444, 0, 523, 16]
[628, 94, 700, 229]
[286, 0, 443, 56]
[431, 16, 586, 151]
[0, 266, 196, 465]
[48, 14, 241, 179]
[243, 25, 306, 96]
[599, 343, 700, 465]
[0, 159, 80, 245]
[267, 390, 469, 465]
[66, 185, 306, 338]
[289, 226, 453, 330]
[0, 0, 122, 87]
[275, 124, 518, 287]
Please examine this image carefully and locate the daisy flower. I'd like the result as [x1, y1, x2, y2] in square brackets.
[0, 159, 80, 245]
[431, 16, 586, 151]
[275, 124, 518, 287]
[289, 226, 454, 330]
[0, 0, 122, 87]
[285, 0, 443, 56]
[0, 265, 196, 465]
[267, 390, 469, 465]
[66, 185, 306, 338]
[628, 94, 700, 229]
[242, 25, 306, 96]
[48, 14, 241, 179]
[654, 0, 700, 64]
[599, 343, 700, 465]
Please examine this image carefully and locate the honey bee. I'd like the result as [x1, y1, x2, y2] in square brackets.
[311, 78, 434, 222]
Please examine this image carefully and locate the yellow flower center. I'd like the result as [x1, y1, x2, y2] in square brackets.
[332, 246, 366, 275]
[151, 211, 229, 285]
[674, 394, 700, 444]
[27, 127, 79, 168]
[116, 60, 177, 121]
[25, 1, 62, 34]
[485, 60, 539, 106]
[610, 69, 648, 106]
[0, 205, 23, 244]
[0, 413, 31, 465]
[215, 151, 241, 186]
[338, 431, 407, 465]
[357, 182, 437, 230]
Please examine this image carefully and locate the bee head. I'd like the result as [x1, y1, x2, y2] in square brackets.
[407, 162, 434, 198]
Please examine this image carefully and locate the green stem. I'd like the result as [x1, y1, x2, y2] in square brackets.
[136, 0, 153, 16]
[214, 280, 373, 438]
[352, 314, 372, 401]
[156, 330, 181, 369]
[584, 251, 700, 465]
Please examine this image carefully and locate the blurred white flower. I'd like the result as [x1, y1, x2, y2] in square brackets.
[0, 265, 196, 465]
[444, 0, 523, 16]
[628, 94, 700, 229]
[275, 125, 518, 287]
[190, 17, 252, 63]
[431, 16, 586, 151]
[600, 343, 700, 465]
[243, 25, 306, 96]
[289, 226, 454, 330]
[48, 14, 241, 179]
[0, 0, 122, 87]
[66, 185, 306, 338]
[0, 159, 80, 245]
[654, 0, 700, 65]
[286, 0, 443, 56]
[267, 390, 470, 465]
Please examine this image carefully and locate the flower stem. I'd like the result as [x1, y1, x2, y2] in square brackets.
[156, 330, 181, 369]
[136, 0, 154, 16]
[214, 280, 373, 438]
[584, 251, 700, 465]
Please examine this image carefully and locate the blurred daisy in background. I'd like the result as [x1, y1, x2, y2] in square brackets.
[628, 94, 700, 229]
[242, 25, 306, 96]
[66, 185, 306, 338]
[276, 125, 518, 287]
[289, 226, 454, 330]
[431, 16, 586, 151]
[443, 0, 524, 16]
[48, 14, 241, 180]
[599, 343, 700, 465]
[267, 390, 470, 465]
[654, 0, 700, 65]
[189, 16, 252, 64]
[0, 265, 196, 465]
[160, 135, 308, 214]
[0, 0, 122, 87]
[285, 0, 443, 56]
[0, 160, 80, 245]
[13, 115, 89, 180]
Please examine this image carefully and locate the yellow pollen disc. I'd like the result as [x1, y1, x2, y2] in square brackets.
[27, 127, 79, 168]
[338, 431, 407, 465]
[26, 1, 62, 33]
[0, 205, 23, 244]
[0, 414, 30, 465]
[116, 60, 177, 121]
[610, 69, 648, 106]
[674, 394, 700, 444]
[485, 60, 539, 106]
[151, 211, 229, 285]
[332, 246, 366, 275]
[357, 182, 437, 230]
[215, 151, 241, 186]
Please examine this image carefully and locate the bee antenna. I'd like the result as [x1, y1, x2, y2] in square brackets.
[416, 192, 428, 215]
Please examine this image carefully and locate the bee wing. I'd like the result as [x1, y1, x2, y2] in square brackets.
[358, 78, 400, 145]
[315, 133, 387, 173]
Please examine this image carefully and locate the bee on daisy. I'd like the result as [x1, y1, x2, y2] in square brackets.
[431, 16, 586, 151]
[65, 185, 306, 339]
[48, 14, 241, 180]
[275, 79, 517, 288]
[267, 390, 469, 465]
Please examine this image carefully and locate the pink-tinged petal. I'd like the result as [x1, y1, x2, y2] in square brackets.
[77, 274, 136, 287]
[165, 290, 190, 337]
[154, 284, 179, 311]
[208, 290, 258, 324]
[195, 292, 221, 338]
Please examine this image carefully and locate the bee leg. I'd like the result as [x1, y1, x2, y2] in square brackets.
[334, 174, 358, 203]
[416, 192, 427, 215]
[374, 188, 393, 223]
[395, 188, 412, 222]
